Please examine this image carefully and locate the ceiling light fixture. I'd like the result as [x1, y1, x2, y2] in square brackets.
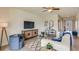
[48, 9, 52, 12]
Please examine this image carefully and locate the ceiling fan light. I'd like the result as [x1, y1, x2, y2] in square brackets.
[48, 9, 52, 12]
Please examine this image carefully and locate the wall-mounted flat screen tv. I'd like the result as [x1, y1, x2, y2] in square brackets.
[24, 21, 34, 29]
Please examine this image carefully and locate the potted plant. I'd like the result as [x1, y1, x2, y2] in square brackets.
[46, 42, 53, 50]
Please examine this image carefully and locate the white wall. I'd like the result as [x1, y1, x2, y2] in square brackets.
[9, 8, 45, 35]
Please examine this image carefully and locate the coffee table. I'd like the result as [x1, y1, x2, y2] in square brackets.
[40, 37, 57, 51]
[30, 36, 57, 51]
[40, 46, 56, 51]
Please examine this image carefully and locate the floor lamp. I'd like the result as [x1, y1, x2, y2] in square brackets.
[0, 22, 8, 49]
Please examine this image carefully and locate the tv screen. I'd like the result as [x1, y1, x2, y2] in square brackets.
[24, 21, 34, 29]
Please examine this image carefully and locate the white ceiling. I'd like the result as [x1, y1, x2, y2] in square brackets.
[18, 7, 79, 17]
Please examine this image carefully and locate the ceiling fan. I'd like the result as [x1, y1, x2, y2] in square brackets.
[42, 7, 60, 12]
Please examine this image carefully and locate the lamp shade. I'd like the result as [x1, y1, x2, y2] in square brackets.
[0, 22, 8, 28]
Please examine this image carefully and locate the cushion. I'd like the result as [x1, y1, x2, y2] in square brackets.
[52, 37, 61, 42]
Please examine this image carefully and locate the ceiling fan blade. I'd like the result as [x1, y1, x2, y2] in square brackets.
[43, 7, 50, 9]
[41, 10, 47, 12]
[53, 8, 60, 10]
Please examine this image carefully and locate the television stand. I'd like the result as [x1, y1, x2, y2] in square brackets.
[22, 29, 38, 40]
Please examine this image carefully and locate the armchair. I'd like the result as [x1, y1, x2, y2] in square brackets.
[9, 34, 24, 50]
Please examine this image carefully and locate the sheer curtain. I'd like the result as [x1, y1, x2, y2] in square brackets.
[76, 19, 79, 36]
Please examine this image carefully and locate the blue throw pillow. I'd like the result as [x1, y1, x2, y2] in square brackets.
[52, 37, 62, 42]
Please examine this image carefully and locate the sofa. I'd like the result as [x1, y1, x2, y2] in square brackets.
[41, 34, 72, 51]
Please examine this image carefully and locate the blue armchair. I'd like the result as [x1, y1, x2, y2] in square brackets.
[9, 34, 24, 50]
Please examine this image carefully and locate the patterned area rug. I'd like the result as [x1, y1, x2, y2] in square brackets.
[25, 37, 41, 51]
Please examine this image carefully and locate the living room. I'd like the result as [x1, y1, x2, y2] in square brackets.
[0, 7, 79, 51]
